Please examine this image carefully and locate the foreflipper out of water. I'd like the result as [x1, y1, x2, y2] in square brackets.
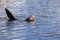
[5, 8, 16, 21]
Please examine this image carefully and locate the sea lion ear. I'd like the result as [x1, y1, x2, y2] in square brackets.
[5, 8, 16, 21]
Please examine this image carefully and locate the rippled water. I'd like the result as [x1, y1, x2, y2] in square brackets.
[0, 0, 60, 40]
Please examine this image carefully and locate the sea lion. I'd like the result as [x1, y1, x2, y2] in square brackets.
[5, 8, 34, 22]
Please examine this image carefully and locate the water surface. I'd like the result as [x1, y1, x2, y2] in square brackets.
[0, 0, 60, 40]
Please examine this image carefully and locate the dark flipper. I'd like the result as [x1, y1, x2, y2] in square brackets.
[5, 8, 16, 21]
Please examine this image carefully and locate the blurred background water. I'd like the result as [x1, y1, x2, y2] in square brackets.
[0, 0, 60, 40]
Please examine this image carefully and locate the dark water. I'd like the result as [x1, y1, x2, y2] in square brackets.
[0, 0, 60, 40]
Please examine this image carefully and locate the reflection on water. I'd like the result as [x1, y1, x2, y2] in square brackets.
[0, 0, 60, 40]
